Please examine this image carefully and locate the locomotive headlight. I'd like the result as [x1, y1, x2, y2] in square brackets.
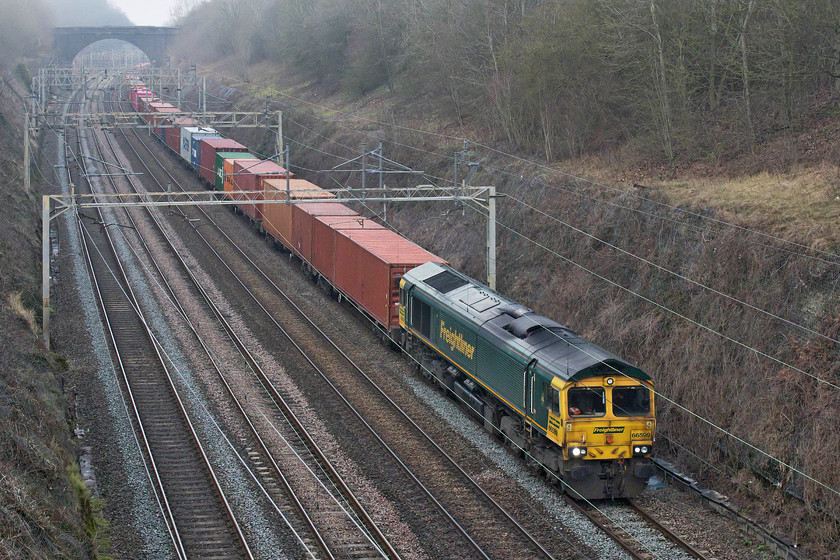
[570, 447, 587, 457]
[641, 446, 649, 454]
[633, 445, 651, 456]
[606, 377, 614, 386]
[634, 446, 641, 454]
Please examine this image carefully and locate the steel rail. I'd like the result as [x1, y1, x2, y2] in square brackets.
[562, 496, 653, 560]
[103, 83, 395, 560]
[77, 79, 254, 560]
[119, 94, 557, 560]
[62, 78, 187, 559]
[628, 500, 709, 560]
[93, 83, 331, 560]
[116, 93, 496, 560]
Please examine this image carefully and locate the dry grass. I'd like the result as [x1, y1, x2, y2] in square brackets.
[7, 292, 37, 335]
[533, 154, 840, 250]
[653, 164, 840, 247]
[0, 67, 89, 560]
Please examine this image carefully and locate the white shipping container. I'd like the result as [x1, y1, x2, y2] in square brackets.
[180, 126, 218, 164]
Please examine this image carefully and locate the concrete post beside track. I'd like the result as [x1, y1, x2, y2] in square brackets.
[42, 196, 50, 348]
[487, 186, 496, 290]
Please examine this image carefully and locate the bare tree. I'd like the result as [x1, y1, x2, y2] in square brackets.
[736, 0, 756, 147]
[600, 0, 676, 160]
[169, 0, 200, 22]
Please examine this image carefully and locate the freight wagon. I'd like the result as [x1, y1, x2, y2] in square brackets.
[215, 152, 257, 191]
[180, 126, 220, 166]
[261, 179, 335, 249]
[229, 159, 291, 222]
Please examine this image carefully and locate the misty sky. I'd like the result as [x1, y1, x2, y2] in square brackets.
[108, 0, 183, 25]
[45, 0, 188, 26]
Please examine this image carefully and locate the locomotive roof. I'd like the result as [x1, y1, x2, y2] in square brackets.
[405, 262, 649, 382]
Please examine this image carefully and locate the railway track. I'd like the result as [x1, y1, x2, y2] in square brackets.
[108, 81, 569, 559]
[68, 77, 253, 560]
[628, 500, 709, 559]
[89, 71, 733, 559]
[564, 496, 711, 560]
[85, 80, 400, 559]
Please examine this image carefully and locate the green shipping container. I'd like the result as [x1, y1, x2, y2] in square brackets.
[214, 151, 256, 191]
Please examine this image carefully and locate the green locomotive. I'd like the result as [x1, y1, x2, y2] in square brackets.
[400, 262, 656, 499]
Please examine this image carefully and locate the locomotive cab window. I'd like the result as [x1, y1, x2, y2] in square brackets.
[567, 387, 605, 417]
[546, 386, 561, 415]
[612, 386, 651, 416]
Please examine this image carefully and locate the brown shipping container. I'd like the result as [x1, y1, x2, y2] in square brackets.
[291, 202, 358, 264]
[148, 103, 179, 136]
[130, 88, 151, 108]
[132, 91, 154, 112]
[164, 116, 198, 153]
[138, 94, 157, 113]
[198, 138, 247, 184]
[231, 160, 291, 221]
[145, 101, 166, 124]
[224, 158, 260, 202]
[261, 179, 334, 250]
[334, 228, 446, 331]
[311, 214, 384, 282]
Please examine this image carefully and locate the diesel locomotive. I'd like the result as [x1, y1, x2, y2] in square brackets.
[400, 263, 656, 499]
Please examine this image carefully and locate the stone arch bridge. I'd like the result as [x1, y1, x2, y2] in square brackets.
[53, 26, 179, 65]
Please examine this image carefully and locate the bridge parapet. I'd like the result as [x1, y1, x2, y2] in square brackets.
[54, 26, 179, 65]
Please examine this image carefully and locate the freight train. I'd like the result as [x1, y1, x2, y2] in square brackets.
[126, 76, 656, 499]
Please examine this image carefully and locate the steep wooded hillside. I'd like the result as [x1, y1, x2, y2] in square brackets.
[169, 2, 840, 554]
[0, 72, 96, 559]
[172, 0, 840, 166]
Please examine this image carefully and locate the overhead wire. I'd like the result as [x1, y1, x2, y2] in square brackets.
[457, 203, 840, 497]
[301, 139, 840, 394]
[171, 57, 840, 265]
[266, 93, 840, 278]
[297, 162, 840, 554]
[285, 132, 840, 498]
[118, 68, 840, 504]
[102, 86, 596, 557]
[293, 110, 840, 273]
[74, 81, 323, 557]
[264, 122, 840, 392]
[299, 155, 840, 505]
[481, 161, 840, 267]
[143, 67, 840, 312]
[504, 193, 840, 347]
[77, 68, 836, 552]
[107, 85, 658, 548]
[276, 131, 840, 389]
[655, 432, 836, 539]
[178, 76, 840, 394]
